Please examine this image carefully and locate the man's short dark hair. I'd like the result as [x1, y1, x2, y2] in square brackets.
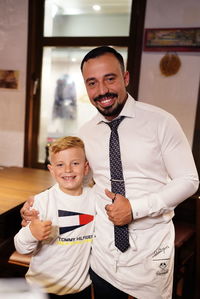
[80, 46, 125, 73]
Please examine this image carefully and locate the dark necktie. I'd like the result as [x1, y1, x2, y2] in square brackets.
[106, 116, 130, 252]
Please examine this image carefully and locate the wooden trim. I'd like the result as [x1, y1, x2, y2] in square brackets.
[24, 0, 44, 168]
[43, 36, 129, 47]
[192, 80, 200, 179]
[127, 0, 147, 100]
[192, 80, 200, 299]
[8, 251, 31, 267]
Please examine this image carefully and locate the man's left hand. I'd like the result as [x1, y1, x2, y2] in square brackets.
[104, 189, 133, 225]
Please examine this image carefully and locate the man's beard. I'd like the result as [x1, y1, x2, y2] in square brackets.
[94, 92, 125, 117]
[96, 101, 125, 117]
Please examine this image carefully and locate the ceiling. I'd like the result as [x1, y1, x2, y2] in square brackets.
[46, 0, 132, 15]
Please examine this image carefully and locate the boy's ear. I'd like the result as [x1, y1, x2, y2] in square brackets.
[84, 161, 90, 176]
[47, 164, 54, 175]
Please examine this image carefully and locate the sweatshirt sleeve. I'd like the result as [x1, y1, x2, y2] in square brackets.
[14, 191, 48, 254]
[14, 224, 38, 254]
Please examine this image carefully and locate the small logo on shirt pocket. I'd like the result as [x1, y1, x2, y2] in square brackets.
[156, 261, 169, 275]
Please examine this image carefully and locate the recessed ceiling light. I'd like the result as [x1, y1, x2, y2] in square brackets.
[93, 5, 101, 12]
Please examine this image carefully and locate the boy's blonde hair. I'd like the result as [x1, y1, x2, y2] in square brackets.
[49, 136, 85, 157]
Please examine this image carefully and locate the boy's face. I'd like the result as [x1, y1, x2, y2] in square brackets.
[48, 147, 89, 195]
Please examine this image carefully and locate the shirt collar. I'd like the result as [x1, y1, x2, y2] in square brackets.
[95, 93, 136, 124]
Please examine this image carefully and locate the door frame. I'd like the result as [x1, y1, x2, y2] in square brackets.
[192, 80, 200, 299]
[24, 0, 147, 168]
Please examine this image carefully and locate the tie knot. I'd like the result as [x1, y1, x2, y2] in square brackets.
[107, 116, 125, 131]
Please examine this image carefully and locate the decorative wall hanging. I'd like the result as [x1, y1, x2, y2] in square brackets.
[159, 53, 181, 76]
[144, 27, 200, 52]
[0, 69, 19, 89]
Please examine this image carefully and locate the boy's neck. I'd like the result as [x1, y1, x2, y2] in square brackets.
[59, 185, 83, 196]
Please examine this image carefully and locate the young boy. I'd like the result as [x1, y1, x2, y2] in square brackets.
[14, 136, 95, 299]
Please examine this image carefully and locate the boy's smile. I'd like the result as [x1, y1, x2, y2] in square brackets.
[48, 147, 89, 196]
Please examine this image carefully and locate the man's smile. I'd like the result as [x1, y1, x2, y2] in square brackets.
[98, 97, 115, 107]
[94, 92, 118, 108]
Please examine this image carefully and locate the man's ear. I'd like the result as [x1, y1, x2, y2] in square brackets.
[124, 71, 129, 87]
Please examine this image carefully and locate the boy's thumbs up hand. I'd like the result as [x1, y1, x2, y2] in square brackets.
[30, 219, 52, 241]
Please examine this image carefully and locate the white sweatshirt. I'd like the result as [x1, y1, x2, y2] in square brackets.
[14, 184, 95, 295]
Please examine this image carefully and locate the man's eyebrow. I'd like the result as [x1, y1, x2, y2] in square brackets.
[85, 73, 116, 83]
[85, 77, 96, 83]
[104, 73, 116, 78]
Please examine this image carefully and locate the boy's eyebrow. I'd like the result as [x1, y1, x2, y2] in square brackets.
[51, 161, 62, 165]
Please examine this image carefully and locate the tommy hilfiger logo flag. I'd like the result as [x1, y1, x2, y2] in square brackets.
[58, 210, 94, 234]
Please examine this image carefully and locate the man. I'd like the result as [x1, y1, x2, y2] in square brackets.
[79, 46, 199, 299]
[22, 46, 199, 299]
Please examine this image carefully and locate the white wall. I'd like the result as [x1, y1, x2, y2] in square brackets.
[138, 0, 200, 145]
[0, 0, 199, 167]
[0, 0, 28, 166]
[53, 14, 130, 36]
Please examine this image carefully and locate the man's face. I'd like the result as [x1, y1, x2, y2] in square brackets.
[48, 147, 89, 196]
[82, 53, 129, 120]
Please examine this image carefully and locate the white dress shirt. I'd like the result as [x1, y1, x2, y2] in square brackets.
[79, 94, 199, 299]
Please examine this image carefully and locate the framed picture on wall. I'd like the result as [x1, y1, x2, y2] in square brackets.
[144, 27, 200, 52]
[0, 69, 19, 90]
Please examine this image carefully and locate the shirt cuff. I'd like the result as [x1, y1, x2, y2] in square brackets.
[21, 224, 38, 243]
[130, 196, 150, 220]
